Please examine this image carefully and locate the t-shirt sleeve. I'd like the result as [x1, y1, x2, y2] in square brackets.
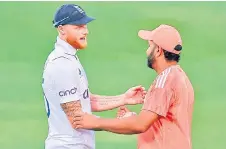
[142, 86, 173, 117]
[47, 58, 81, 104]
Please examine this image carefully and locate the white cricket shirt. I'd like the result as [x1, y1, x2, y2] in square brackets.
[42, 37, 95, 149]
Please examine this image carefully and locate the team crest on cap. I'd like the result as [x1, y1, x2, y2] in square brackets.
[74, 5, 85, 14]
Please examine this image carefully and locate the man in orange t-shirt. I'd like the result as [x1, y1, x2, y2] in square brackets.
[73, 24, 194, 149]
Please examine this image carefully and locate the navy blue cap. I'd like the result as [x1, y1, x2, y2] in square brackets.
[53, 4, 95, 27]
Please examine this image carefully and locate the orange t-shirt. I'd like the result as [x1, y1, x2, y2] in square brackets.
[138, 65, 194, 149]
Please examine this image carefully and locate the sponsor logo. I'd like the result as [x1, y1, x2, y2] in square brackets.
[59, 87, 77, 97]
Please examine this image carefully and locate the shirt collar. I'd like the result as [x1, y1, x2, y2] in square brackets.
[55, 36, 77, 55]
[158, 64, 179, 76]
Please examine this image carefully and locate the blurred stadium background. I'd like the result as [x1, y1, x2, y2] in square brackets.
[0, 1, 226, 149]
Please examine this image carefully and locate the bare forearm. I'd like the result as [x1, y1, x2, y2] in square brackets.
[95, 116, 144, 134]
[61, 100, 82, 129]
[90, 94, 125, 112]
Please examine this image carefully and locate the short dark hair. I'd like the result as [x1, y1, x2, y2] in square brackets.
[163, 50, 180, 62]
[163, 44, 182, 62]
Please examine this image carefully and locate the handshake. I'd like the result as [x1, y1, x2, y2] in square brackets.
[117, 85, 146, 118]
[72, 85, 147, 129]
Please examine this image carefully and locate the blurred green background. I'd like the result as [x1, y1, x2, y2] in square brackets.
[0, 1, 226, 149]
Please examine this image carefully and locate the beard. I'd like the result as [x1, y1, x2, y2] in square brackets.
[66, 36, 87, 50]
[147, 50, 155, 69]
[73, 41, 87, 49]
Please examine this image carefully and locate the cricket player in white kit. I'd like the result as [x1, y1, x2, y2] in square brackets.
[42, 4, 145, 149]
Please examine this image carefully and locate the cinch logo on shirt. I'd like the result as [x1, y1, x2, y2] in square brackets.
[59, 87, 77, 97]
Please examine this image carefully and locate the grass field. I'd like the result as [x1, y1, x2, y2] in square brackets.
[0, 1, 226, 149]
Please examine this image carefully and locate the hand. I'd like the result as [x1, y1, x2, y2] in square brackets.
[117, 106, 136, 119]
[124, 85, 146, 105]
[117, 106, 130, 118]
[73, 112, 99, 130]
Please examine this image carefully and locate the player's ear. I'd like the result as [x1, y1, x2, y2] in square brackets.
[156, 46, 163, 57]
[58, 25, 65, 35]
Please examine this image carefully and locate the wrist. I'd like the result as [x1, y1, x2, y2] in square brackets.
[121, 94, 127, 105]
[94, 116, 101, 129]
